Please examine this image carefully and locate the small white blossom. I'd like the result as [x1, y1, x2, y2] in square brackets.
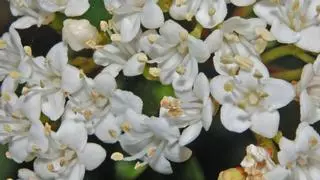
[278, 122, 320, 180]
[104, 0, 164, 42]
[169, 0, 227, 28]
[62, 19, 100, 51]
[254, 0, 320, 52]
[114, 116, 192, 174]
[143, 20, 209, 91]
[225, 0, 256, 6]
[296, 55, 320, 124]
[210, 73, 294, 138]
[205, 17, 273, 77]
[160, 73, 215, 145]
[37, 0, 90, 17]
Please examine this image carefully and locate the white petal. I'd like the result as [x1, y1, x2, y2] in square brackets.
[10, 16, 38, 29]
[314, 55, 320, 75]
[164, 143, 192, 163]
[271, 20, 300, 44]
[120, 14, 141, 42]
[296, 26, 320, 53]
[95, 113, 121, 143]
[77, 143, 106, 170]
[18, 169, 40, 180]
[193, 72, 210, 100]
[53, 119, 88, 151]
[169, 3, 188, 20]
[141, 0, 164, 29]
[28, 121, 49, 153]
[94, 72, 117, 97]
[179, 122, 203, 146]
[295, 122, 320, 152]
[210, 75, 233, 104]
[46, 42, 68, 74]
[202, 97, 214, 131]
[101, 64, 123, 77]
[188, 36, 210, 63]
[195, 0, 227, 28]
[149, 155, 173, 174]
[110, 89, 143, 115]
[299, 64, 314, 90]
[1, 77, 18, 94]
[231, 0, 256, 6]
[34, 158, 59, 179]
[220, 104, 251, 133]
[250, 110, 280, 138]
[61, 65, 82, 94]
[205, 29, 223, 53]
[264, 166, 290, 180]
[8, 137, 29, 163]
[262, 78, 295, 110]
[66, 164, 85, 180]
[253, 0, 280, 25]
[93, 44, 127, 66]
[65, 0, 90, 16]
[41, 91, 65, 121]
[159, 20, 187, 45]
[300, 90, 320, 124]
[123, 54, 146, 76]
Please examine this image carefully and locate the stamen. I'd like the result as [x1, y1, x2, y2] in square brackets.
[9, 71, 21, 79]
[3, 124, 12, 133]
[248, 92, 260, 105]
[234, 55, 253, 71]
[149, 67, 161, 77]
[176, 65, 185, 75]
[100, 21, 109, 32]
[111, 152, 124, 161]
[208, 8, 216, 16]
[111, 34, 122, 42]
[44, 123, 51, 136]
[179, 31, 189, 41]
[224, 81, 234, 92]
[108, 129, 118, 138]
[185, 13, 193, 21]
[120, 121, 132, 133]
[147, 34, 158, 44]
[224, 33, 239, 42]
[24, 46, 32, 56]
[255, 27, 275, 41]
[137, 53, 148, 63]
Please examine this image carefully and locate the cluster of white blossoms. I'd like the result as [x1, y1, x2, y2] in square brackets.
[2, 0, 320, 179]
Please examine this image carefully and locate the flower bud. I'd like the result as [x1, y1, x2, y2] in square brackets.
[62, 19, 99, 51]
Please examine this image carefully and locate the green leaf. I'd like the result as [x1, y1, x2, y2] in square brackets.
[115, 161, 147, 180]
[80, 0, 112, 28]
[0, 145, 19, 179]
[183, 157, 205, 180]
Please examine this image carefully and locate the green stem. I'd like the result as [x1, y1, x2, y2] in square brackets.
[271, 68, 302, 81]
[262, 45, 315, 64]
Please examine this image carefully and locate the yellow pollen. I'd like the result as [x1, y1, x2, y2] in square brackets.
[134, 161, 145, 169]
[224, 81, 234, 92]
[44, 123, 52, 136]
[208, 8, 216, 16]
[149, 67, 161, 77]
[185, 13, 193, 21]
[3, 124, 12, 133]
[220, 54, 234, 64]
[137, 53, 148, 63]
[24, 46, 32, 56]
[248, 92, 260, 105]
[179, 31, 188, 41]
[224, 33, 239, 42]
[111, 34, 122, 42]
[254, 70, 264, 79]
[83, 110, 93, 120]
[120, 121, 132, 133]
[111, 152, 124, 161]
[2, 92, 11, 102]
[47, 163, 54, 172]
[309, 136, 318, 147]
[108, 129, 118, 138]
[147, 34, 158, 44]
[147, 147, 157, 157]
[100, 21, 109, 32]
[85, 39, 97, 49]
[79, 69, 86, 79]
[176, 65, 185, 75]
[0, 40, 6, 49]
[9, 71, 21, 79]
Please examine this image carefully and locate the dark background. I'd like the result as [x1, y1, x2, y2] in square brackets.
[0, 1, 317, 179]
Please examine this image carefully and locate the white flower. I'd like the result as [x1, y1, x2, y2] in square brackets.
[210, 73, 294, 138]
[62, 19, 100, 51]
[113, 116, 192, 174]
[296, 55, 320, 124]
[254, 0, 320, 53]
[0, 93, 48, 163]
[0, 27, 32, 94]
[104, 0, 164, 42]
[143, 20, 210, 91]
[240, 144, 289, 180]
[33, 140, 106, 180]
[94, 28, 150, 77]
[225, 0, 256, 6]
[205, 17, 273, 77]
[160, 73, 215, 145]
[17, 169, 40, 180]
[26, 42, 82, 120]
[37, 0, 90, 16]
[169, 0, 227, 28]
[278, 122, 320, 180]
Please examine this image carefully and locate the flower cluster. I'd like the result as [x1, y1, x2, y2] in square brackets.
[1, 0, 320, 179]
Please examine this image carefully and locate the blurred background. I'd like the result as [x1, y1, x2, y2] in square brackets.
[0, 1, 317, 179]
